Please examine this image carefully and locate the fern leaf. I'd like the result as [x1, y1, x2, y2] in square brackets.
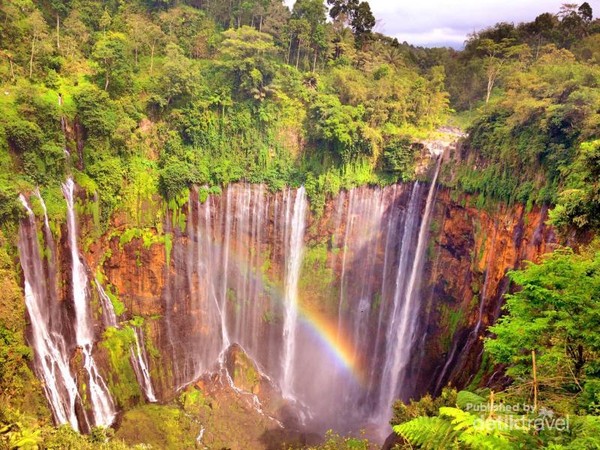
[456, 390, 486, 410]
[394, 416, 456, 449]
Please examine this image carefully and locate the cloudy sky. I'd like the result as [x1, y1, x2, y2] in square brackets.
[285, 0, 584, 48]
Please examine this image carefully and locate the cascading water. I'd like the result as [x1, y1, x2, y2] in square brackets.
[62, 178, 116, 427]
[96, 279, 118, 328]
[159, 184, 312, 394]
[20, 156, 445, 436]
[95, 279, 157, 402]
[18, 195, 81, 430]
[281, 187, 307, 399]
[377, 156, 442, 424]
[153, 172, 444, 432]
[131, 327, 157, 403]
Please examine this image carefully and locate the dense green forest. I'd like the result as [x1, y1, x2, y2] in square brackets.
[1, 0, 600, 448]
[0, 0, 452, 235]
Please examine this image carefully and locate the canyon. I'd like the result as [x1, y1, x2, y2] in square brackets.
[16, 153, 555, 444]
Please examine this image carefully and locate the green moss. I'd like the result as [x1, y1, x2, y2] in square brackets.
[164, 232, 173, 268]
[178, 387, 209, 415]
[100, 326, 142, 407]
[119, 227, 164, 250]
[437, 304, 465, 351]
[299, 243, 336, 310]
[106, 287, 125, 317]
[115, 404, 198, 449]
[467, 352, 491, 391]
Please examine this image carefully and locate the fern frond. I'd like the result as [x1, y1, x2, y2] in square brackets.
[394, 416, 457, 449]
[460, 433, 514, 450]
[456, 391, 486, 410]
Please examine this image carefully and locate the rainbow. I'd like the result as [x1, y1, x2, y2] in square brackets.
[197, 234, 366, 384]
[294, 302, 365, 384]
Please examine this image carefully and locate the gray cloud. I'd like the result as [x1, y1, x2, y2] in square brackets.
[370, 0, 568, 47]
[285, 0, 579, 48]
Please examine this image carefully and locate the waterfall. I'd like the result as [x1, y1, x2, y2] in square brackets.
[19, 160, 447, 435]
[131, 327, 157, 402]
[377, 156, 442, 422]
[156, 180, 441, 431]
[95, 279, 157, 402]
[62, 178, 116, 427]
[280, 187, 307, 399]
[163, 184, 311, 393]
[17, 195, 81, 430]
[95, 279, 118, 328]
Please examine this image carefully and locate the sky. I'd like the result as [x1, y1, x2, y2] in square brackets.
[284, 0, 585, 48]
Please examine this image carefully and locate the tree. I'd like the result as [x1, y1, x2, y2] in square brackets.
[486, 247, 600, 384]
[550, 140, 600, 229]
[147, 22, 165, 74]
[158, 6, 206, 57]
[327, 0, 359, 21]
[349, 2, 375, 47]
[477, 38, 529, 103]
[327, 0, 375, 48]
[262, 0, 291, 46]
[125, 14, 164, 69]
[62, 10, 90, 58]
[27, 9, 49, 79]
[150, 43, 198, 108]
[99, 9, 112, 36]
[291, 0, 327, 71]
[126, 14, 149, 67]
[579, 2, 593, 22]
[49, 0, 72, 49]
[559, 2, 591, 43]
[218, 26, 279, 100]
[91, 32, 131, 93]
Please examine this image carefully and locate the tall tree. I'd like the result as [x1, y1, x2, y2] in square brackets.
[350, 1, 375, 47]
[27, 9, 50, 79]
[291, 0, 327, 71]
[91, 32, 130, 93]
[49, 0, 72, 50]
[579, 2, 593, 22]
[478, 38, 529, 103]
[327, 0, 375, 47]
[151, 43, 198, 108]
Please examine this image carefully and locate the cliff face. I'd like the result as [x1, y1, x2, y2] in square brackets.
[20, 178, 556, 436]
[92, 182, 555, 416]
[418, 190, 555, 395]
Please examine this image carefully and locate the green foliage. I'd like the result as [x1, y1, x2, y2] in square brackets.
[486, 246, 600, 384]
[391, 388, 458, 426]
[115, 404, 198, 449]
[92, 32, 132, 95]
[0, 186, 22, 227]
[218, 26, 279, 101]
[308, 93, 377, 163]
[382, 138, 419, 180]
[305, 430, 372, 450]
[73, 85, 119, 138]
[119, 228, 163, 250]
[100, 326, 143, 407]
[149, 43, 198, 109]
[453, 45, 600, 210]
[550, 140, 600, 230]
[393, 387, 600, 450]
[5, 119, 43, 154]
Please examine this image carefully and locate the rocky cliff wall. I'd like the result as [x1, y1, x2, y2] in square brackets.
[17, 176, 558, 436]
[90, 182, 556, 415]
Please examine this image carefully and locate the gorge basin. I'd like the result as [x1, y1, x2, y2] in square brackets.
[18, 167, 553, 443]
